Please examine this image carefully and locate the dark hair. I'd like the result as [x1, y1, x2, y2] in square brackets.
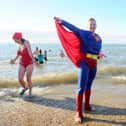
[21, 38, 25, 44]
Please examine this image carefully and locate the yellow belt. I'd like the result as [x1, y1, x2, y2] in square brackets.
[86, 53, 98, 60]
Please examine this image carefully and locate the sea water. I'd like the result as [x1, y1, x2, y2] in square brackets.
[0, 43, 126, 87]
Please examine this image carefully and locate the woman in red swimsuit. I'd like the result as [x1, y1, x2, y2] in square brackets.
[10, 32, 34, 97]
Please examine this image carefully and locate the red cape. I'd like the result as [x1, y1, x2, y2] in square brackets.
[55, 21, 81, 67]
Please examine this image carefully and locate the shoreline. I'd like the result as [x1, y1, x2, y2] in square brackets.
[0, 82, 126, 126]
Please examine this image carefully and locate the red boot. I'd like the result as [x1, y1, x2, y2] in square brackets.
[84, 90, 92, 111]
[74, 94, 84, 123]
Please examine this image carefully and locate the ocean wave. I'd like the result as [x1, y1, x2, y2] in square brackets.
[0, 78, 18, 88]
[0, 67, 126, 88]
[98, 66, 126, 75]
[0, 72, 77, 88]
[32, 72, 77, 85]
[111, 76, 126, 83]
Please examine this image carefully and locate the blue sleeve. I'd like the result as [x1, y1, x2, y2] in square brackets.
[61, 20, 82, 36]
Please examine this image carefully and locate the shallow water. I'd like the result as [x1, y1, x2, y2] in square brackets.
[0, 43, 126, 87]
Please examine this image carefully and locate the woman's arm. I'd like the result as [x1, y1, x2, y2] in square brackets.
[10, 55, 19, 64]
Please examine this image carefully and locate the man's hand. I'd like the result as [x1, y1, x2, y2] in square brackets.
[54, 16, 62, 23]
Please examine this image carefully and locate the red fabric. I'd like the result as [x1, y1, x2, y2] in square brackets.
[17, 47, 33, 67]
[12, 32, 22, 40]
[55, 21, 97, 69]
[75, 94, 84, 118]
[55, 21, 81, 67]
[84, 90, 92, 111]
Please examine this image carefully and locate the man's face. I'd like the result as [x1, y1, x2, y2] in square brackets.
[87, 20, 97, 32]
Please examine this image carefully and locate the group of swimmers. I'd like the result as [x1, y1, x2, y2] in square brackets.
[33, 47, 47, 64]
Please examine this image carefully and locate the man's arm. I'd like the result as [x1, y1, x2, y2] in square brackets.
[61, 20, 81, 35]
[54, 16, 82, 36]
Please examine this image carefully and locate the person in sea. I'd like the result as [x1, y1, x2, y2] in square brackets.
[59, 50, 65, 58]
[54, 17, 102, 123]
[10, 32, 34, 97]
[37, 49, 44, 64]
[33, 47, 39, 62]
[44, 50, 48, 61]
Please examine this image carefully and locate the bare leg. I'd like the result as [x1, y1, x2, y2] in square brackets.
[18, 65, 26, 89]
[26, 64, 34, 95]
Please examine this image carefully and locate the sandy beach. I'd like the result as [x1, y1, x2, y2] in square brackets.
[0, 81, 126, 126]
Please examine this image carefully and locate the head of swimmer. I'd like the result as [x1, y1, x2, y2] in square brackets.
[87, 18, 97, 33]
[12, 32, 24, 45]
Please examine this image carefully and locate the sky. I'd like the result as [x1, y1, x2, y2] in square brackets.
[0, 0, 126, 44]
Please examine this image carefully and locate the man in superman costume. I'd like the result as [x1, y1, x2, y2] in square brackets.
[54, 17, 102, 123]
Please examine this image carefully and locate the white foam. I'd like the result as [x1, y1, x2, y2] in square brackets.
[0, 90, 6, 96]
[32, 86, 49, 95]
[112, 76, 126, 80]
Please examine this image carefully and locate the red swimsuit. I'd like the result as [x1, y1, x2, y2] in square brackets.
[17, 47, 33, 67]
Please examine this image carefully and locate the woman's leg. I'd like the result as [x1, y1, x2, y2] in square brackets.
[26, 64, 34, 95]
[18, 65, 26, 89]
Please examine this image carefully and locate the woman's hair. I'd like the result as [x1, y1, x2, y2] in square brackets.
[21, 38, 25, 43]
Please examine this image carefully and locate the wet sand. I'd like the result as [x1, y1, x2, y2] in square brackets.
[0, 81, 126, 126]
